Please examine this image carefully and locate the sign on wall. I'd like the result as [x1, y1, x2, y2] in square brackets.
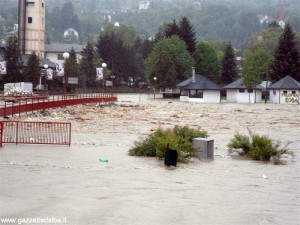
[282, 92, 299, 104]
[56, 63, 64, 76]
[96, 68, 103, 80]
[46, 69, 54, 80]
[0, 61, 7, 75]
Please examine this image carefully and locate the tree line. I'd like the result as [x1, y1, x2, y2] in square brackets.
[2, 17, 299, 93]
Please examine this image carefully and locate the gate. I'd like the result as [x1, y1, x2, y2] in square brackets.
[0, 121, 71, 146]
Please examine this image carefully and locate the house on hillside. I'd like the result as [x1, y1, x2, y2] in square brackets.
[269, 75, 300, 104]
[177, 74, 222, 103]
[63, 28, 79, 42]
[139, 0, 150, 9]
[224, 78, 264, 103]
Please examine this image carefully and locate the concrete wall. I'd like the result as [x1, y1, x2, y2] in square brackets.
[269, 89, 300, 104]
[23, 0, 45, 57]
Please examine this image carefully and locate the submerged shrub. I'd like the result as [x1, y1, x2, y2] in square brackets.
[227, 133, 250, 155]
[227, 130, 291, 164]
[129, 125, 208, 163]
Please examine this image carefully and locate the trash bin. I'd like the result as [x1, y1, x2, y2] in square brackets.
[164, 144, 178, 166]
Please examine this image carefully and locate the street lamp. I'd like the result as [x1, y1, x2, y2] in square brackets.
[63, 52, 70, 96]
[102, 63, 107, 95]
[153, 76, 157, 99]
[39, 64, 48, 91]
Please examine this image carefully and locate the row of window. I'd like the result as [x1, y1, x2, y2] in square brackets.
[26, 2, 44, 7]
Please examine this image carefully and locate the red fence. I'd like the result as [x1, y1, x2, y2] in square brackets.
[0, 93, 117, 118]
[1, 121, 71, 146]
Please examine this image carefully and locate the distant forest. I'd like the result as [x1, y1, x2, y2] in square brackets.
[1, 0, 300, 49]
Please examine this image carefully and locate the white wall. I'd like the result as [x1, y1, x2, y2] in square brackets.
[226, 89, 262, 103]
[269, 89, 300, 104]
[226, 90, 237, 103]
[188, 90, 220, 103]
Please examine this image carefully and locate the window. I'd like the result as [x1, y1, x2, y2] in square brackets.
[181, 90, 188, 96]
[42, 3, 44, 7]
[189, 90, 203, 98]
[292, 91, 296, 94]
[239, 89, 245, 93]
[26, 2, 35, 7]
[57, 54, 64, 60]
[28, 17, 32, 23]
[248, 89, 253, 93]
[273, 90, 276, 95]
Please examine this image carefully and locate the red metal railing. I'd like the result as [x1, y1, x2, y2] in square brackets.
[0, 93, 117, 118]
[1, 121, 71, 146]
[0, 122, 3, 147]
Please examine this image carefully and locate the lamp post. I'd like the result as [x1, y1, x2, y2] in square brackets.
[102, 63, 107, 96]
[39, 64, 48, 90]
[63, 52, 70, 96]
[153, 76, 157, 99]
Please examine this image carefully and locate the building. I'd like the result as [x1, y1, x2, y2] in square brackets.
[269, 75, 300, 104]
[177, 71, 222, 103]
[18, 0, 46, 57]
[224, 78, 264, 103]
[63, 28, 79, 41]
[139, 0, 150, 10]
[44, 44, 83, 64]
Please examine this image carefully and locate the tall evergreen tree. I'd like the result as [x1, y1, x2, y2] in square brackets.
[80, 42, 96, 89]
[220, 42, 238, 85]
[270, 23, 300, 81]
[69, 48, 80, 78]
[165, 20, 180, 38]
[3, 36, 23, 83]
[23, 52, 40, 85]
[178, 17, 197, 54]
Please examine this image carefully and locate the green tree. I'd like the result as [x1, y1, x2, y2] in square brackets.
[165, 19, 180, 38]
[145, 36, 194, 87]
[80, 42, 97, 89]
[193, 41, 221, 83]
[243, 48, 273, 88]
[220, 42, 238, 85]
[178, 16, 197, 54]
[248, 28, 282, 53]
[270, 23, 300, 81]
[3, 36, 23, 83]
[23, 52, 40, 85]
[67, 48, 80, 92]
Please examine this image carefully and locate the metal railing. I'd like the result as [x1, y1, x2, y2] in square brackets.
[1, 121, 71, 146]
[0, 93, 117, 117]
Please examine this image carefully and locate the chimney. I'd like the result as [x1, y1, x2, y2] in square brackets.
[192, 67, 195, 82]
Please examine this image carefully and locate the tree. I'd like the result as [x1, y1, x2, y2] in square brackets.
[3, 36, 23, 83]
[80, 42, 96, 89]
[220, 42, 238, 85]
[178, 17, 197, 54]
[165, 20, 180, 38]
[67, 48, 80, 92]
[193, 41, 221, 83]
[23, 52, 40, 85]
[243, 48, 273, 88]
[145, 36, 195, 87]
[270, 23, 300, 81]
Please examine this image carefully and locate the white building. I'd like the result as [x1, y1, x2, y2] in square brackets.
[177, 74, 221, 103]
[224, 78, 263, 103]
[139, 1, 150, 10]
[63, 28, 79, 40]
[269, 75, 300, 104]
